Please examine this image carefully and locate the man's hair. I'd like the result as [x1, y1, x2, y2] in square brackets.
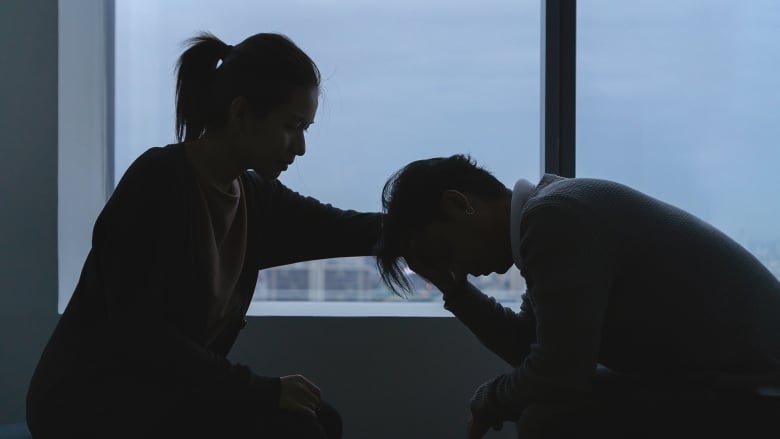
[376, 154, 508, 296]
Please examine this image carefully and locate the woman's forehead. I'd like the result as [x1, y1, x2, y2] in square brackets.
[284, 88, 318, 116]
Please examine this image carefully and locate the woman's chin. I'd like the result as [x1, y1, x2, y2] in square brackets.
[253, 167, 282, 180]
[498, 260, 514, 274]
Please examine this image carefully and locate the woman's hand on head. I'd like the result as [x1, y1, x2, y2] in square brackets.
[279, 374, 322, 418]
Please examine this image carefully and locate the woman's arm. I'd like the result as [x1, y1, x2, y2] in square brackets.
[246, 173, 382, 269]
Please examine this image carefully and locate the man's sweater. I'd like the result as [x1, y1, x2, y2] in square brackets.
[445, 174, 780, 425]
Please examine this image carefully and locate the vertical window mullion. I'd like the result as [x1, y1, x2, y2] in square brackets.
[541, 0, 576, 177]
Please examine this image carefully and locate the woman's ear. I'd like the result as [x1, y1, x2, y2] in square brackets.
[226, 96, 251, 133]
[440, 190, 474, 219]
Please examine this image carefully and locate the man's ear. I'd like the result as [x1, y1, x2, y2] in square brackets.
[440, 190, 474, 219]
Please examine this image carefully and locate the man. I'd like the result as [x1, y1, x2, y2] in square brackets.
[375, 155, 780, 438]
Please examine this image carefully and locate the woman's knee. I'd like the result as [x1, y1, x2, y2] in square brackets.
[268, 401, 342, 439]
[316, 401, 343, 439]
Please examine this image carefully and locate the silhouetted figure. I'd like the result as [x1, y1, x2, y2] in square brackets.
[376, 155, 780, 438]
[27, 32, 380, 438]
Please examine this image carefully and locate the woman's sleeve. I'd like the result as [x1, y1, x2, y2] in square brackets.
[249, 176, 383, 269]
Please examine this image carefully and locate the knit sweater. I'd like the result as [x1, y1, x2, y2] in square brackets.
[446, 174, 780, 427]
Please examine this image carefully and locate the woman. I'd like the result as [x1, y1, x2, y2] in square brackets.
[27, 32, 380, 438]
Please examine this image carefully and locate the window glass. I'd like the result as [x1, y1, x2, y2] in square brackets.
[114, 0, 540, 313]
[578, 0, 780, 278]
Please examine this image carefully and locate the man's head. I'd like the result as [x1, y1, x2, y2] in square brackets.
[376, 155, 514, 296]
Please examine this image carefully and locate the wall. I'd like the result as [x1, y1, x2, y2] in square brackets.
[231, 318, 517, 438]
[0, 0, 60, 426]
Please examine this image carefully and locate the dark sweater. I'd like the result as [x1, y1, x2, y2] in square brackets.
[447, 174, 780, 425]
[27, 143, 381, 425]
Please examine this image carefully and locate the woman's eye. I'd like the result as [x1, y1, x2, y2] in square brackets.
[287, 121, 313, 132]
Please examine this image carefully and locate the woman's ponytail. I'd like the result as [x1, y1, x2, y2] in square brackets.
[175, 33, 231, 142]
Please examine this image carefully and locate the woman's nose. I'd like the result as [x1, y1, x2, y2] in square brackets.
[291, 134, 306, 156]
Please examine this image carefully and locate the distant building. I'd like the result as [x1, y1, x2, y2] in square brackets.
[254, 256, 528, 303]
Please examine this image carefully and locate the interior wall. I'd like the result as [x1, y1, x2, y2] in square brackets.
[0, 0, 60, 425]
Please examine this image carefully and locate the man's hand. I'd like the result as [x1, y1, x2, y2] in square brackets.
[279, 374, 322, 418]
[466, 416, 491, 439]
[469, 380, 504, 435]
[404, 240, 466, 294]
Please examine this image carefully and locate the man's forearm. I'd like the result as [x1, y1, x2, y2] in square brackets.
[443, 283, 534, 367]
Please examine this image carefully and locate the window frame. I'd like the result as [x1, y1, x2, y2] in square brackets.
[57, 0, 115, 313]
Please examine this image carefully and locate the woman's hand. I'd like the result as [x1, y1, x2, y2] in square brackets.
[279, 374, 322, 418]
[466, 416, 491, 439]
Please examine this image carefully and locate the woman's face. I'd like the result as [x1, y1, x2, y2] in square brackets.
[234, 87, 319, 179]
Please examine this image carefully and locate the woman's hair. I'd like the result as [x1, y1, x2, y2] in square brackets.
[375, 154, 509, 296]
[175, 32, 321, 142]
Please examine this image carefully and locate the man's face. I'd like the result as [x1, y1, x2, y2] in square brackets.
[414, 215, 513, 278]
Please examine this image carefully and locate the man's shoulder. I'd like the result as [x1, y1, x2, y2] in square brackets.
[529, 175, 641, 209]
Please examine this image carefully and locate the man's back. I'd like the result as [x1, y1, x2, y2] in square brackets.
[525, 175, 780, 376]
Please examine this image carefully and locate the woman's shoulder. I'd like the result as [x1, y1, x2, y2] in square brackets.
[109, 143, 191, 204]
[126, 143, 184, 172]
[117, 143, 187, 184]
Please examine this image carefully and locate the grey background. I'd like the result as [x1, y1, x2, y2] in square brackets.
[0, 0, 60, 429]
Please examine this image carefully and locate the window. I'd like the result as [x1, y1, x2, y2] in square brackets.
[109, 0, 540, 315]
[577, 0, 780, 278]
